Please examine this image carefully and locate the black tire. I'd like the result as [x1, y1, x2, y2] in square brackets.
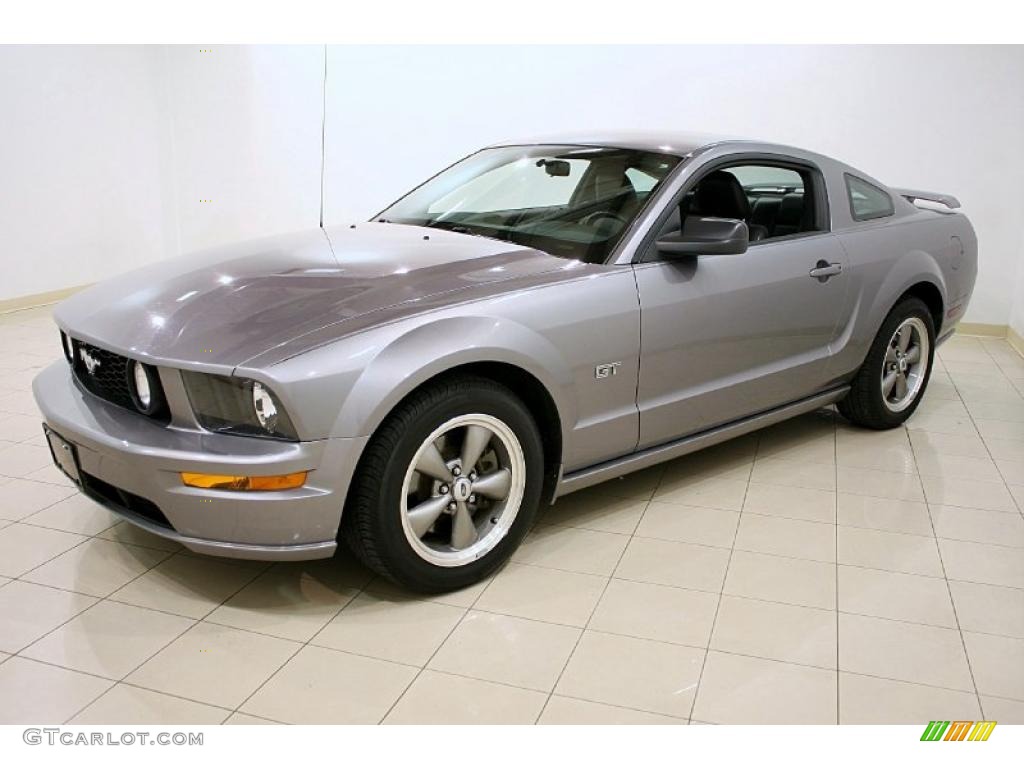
[341, 375, 544, 593]
[838, 297, 935, 429]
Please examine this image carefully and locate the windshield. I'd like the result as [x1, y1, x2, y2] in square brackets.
[377, 145, 680, 263]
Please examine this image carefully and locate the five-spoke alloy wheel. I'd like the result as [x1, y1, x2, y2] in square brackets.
[342, 376, 543, 593]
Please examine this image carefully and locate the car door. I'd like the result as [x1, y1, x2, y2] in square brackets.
[634, 159, 849, 448]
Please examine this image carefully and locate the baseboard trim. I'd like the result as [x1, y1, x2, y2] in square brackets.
[1009, 326, 1024, 357]
[956, 322, 1008, 338]
[0, 285, 89, 315]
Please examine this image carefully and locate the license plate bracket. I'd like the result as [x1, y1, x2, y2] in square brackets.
[43, 425, 82, 486]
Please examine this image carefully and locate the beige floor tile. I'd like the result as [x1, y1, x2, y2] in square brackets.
[711, 595, 836, 668]
[653, 471, 749, 510]
[661, 438, 756, 480]
[271, 555, 376, 592]
[984, 437, 1024, 462]
[512, 524, 628, 577]
[313, 589, 464, 665]
[0, 412, 48, 442]
[909, 429, 990, 459]
[224, 712, 282, 725]
[1010, 484, 1024, 509]
[996, 458, 1024, 486]
[839, 672, 981, 724]
[590, 466, 664, 501]
[734, 514, 835, 563]
[0, 478, 76, 521]
[981, 695, 1024, 724]
[749, 457, 836, 491]
[475, 563, 605, 627]
[95, 520, 182, 552]
[0, 656, 112, 724]
[949, 580, 1024, 639]
[938, 538, 1024, 589]
[743, 482, 836, 523]
[70, 683, 230, 724]
[539, 695, 686, 724]
[0, 522, 86, 577]
[0, 443, 54, 478]
[756, 434, 835, 466]
[836, 493, 933, 536]
[23, 493, 119, 535]
[538, 490, 647, 535]
[963, 632, 1024, 700]
[930, 504, 1024, 547]
[837, 440, 916, 475]
[921, 475, 1017, 513]
[589, 578, 718, 647]
[839, 613, 974, 691]
[127, 622, 300, 709]
[968, 400, 1024, 423]
[615, 536, 729, 592]
[242, 644, 417, 724]
[0, 580, 97, 653]
[24, 538, 168, 596]
[206, 567, 358, 642]
[839, 565, 955, 627]
[838, 526, 943, 577]
[724, 549, 836, 609]
[974, 418, 1024, 441]
[384, 669, 546, 724]
[915, 453, 1003, 483]
[692, 651, 837, 724]
[556, 630, 703, 718]
[906, 411, 980, 437]
[635, 500, 739, 547]
[23, 600, 194, 678]
[110, 553, 262, 618]
[837, 466, 925, 502]
[429, 611, 579, 691]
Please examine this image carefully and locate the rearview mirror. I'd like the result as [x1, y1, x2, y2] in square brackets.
[537, 159, 571, 177]
[655, 217, 749, 257]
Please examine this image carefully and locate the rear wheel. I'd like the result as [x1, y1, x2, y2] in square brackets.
[838, 297, 935, 429]
[341, 376, 543, 592]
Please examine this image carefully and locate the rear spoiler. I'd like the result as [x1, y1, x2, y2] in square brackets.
[892, 187, 961, 211]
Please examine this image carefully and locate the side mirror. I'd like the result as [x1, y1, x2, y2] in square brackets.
[655, 217, 749, 257]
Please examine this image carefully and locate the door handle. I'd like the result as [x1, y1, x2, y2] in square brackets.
[809, 260, 843, 282]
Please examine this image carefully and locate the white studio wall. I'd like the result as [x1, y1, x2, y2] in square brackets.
[1, 45, 1023, 330]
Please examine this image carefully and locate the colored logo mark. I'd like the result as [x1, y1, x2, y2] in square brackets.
[920, 720, 997, 741]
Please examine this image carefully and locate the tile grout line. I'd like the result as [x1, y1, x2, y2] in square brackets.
[531, 466, 662, 725]
[910, 368, 984, 719]
[684, 433, 760, 723]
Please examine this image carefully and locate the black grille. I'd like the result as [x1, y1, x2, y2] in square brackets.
[72, 340, 134, 410]
[80, 470, 175, 531]
[69, 338, 168, 421]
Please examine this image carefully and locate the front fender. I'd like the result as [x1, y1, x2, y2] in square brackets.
[331, 314, 575, 444]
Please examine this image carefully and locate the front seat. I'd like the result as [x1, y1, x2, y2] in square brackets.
[690, 170, 769, 241]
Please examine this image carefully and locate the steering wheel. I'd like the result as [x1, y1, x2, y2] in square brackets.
[579, 210, 628, 228]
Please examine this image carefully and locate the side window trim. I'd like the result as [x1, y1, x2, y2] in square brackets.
[844, 173, 895, 222]
[635, 153, 831, 262]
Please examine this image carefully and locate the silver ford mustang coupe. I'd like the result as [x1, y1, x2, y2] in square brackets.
[33, 132, 977, 591]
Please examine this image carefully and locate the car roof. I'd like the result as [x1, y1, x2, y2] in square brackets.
[486, 130, 754, 157]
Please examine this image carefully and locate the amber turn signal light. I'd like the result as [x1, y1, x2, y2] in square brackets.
[180, 471, 308, 491]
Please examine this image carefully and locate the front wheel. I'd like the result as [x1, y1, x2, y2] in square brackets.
[838, 296, 935, 429]
[341, 376, 543, 593]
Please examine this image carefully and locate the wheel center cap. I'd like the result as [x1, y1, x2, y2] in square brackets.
[452, 477, 472, 502]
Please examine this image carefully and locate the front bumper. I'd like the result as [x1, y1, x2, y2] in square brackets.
[32, 361, 368, 561]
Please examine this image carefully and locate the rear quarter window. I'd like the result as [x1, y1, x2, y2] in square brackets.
[846, 174, 894, 221]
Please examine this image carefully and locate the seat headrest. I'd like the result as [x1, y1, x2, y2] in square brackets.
[692, 171, 751, 220]
[776, 193, 804, 225]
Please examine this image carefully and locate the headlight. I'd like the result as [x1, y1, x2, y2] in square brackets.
[181, 371, 298, 440]
[128, 361, 165, 416]
[60, 331, 74, 363]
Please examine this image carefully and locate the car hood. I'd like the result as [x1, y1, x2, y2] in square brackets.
[54, 223, 568, 369]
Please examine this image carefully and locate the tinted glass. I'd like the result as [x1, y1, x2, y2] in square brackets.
[846, 174, 894, 220]
[379, 145, 680, 263]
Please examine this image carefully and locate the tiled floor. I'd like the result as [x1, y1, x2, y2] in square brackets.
[1, 305, 1023, 725]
